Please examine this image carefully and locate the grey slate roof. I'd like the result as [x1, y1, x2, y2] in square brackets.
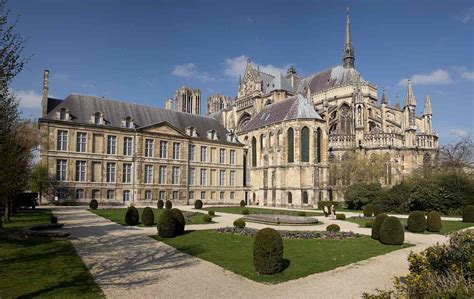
[296, 65, 362, 94]
[241, 94, 322, 132]
[44, 94, 238, 145]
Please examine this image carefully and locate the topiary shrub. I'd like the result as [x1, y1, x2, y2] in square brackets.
[157, 209, 178, 237]
[157, 199, 164, 209]
[379, 216, 404, 245]
[297, 211, 306, 217]
[89, 199, 98, 210]
[125, 206, 139, 226]
[142, 207, 155, 226]
[253, 228, 283, 274]
[365, 219, 374, 228]
[426, 211, 442, 232]
[51, 216, 58, 224]
[170, 209, 185, 234]
[326, 224, 340, 232]
[373, 204, 384, 216]
[371, 213, 389, 240]
[202, 214, 212, 222]
[336, 213, 346, 220]
[194, 199, 203, 209]
[208, 210, 215, 216]
[241, 208, 249, 215]
[165, 200, 172, 209]
[363, 204, 374, 217]
[462, 205, 474, 223]
[240, 200, 246, 207]
[233, 219, 246, 228]
[407, 211, 427, 233]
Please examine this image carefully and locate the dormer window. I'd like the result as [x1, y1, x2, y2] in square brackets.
[123, 117, 134, 128]
[91, 112, 103, 125]
[59, 108, 66, 120]
[207, 130, 218, 140]
[226, 133, 237, 143]
[186, 126, 197, 137]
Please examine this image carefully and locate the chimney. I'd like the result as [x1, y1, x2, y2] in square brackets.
[41, 69, 49, 117]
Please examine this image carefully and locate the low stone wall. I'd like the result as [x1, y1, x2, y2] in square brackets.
[244, 214, 318, 225]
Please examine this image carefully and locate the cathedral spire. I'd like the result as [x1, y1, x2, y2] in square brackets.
[394, 95, 400, 109]
[404, 79, 416, 107]
[381, 89, 387, 104]
[423, 95, 432, 115]
[342, 8, 355, 69]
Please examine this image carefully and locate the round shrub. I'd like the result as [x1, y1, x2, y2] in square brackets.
[297, 211, 306, 217]
[379, 216, 404, 245]
[157, 209, 179, 237]
[141, 207, 155, 226]
[194, 199, 203, 209]
[233, 219, 246, 228]
[202, 214, 212, 222]
[125, 206, 139, 226]
[170, 208, 185, 234]
[240, 200, 246, 207]
[253, 228, 284, 274]
[241, 208, 250, 215]
[373, 204, 384, 216]
[89, 199, 98, 210]
[326, 224, 340, 232]
[165, 200, 172, 209]
[157, 199, 164, 209]
[462, 205, 474, 223]
[336, 213, 346, 220]
[407, 211, 427, 233]
[365, 219, 374, 228]
[426, 211, 442, 232]
[371, 213, 389, 240]
[208, 210, 215, 216]
[363, 204, 374, 217]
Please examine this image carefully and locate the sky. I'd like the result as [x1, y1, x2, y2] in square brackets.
[7, 0, 474, 144]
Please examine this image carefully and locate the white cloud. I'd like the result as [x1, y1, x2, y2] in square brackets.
[224, 55, 288, 78]
[460, 70, 474, 80]
[171, 63, 197, 77]
[450, 128, 469, 138]
[14, 89, 42, 109]
[458, 6, 474, 23]
[398, 69, 452, 86]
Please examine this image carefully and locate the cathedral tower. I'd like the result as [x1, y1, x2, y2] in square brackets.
[342, 8, 355, 69]
[174, 86, 201, 115]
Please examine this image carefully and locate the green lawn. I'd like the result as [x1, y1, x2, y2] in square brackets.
[345, 217, 473, 235]
[154, 229, 412, 284]
[0, 209, 103, 298]
[203, 207, 323, 217]
[90, 208, 214, 226]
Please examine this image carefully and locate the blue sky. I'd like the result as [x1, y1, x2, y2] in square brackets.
[8, 0, 474, 144]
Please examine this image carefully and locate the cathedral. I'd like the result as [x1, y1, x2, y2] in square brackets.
[205, 11, 438, 205]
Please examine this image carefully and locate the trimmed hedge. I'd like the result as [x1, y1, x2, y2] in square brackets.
[240, 200, 246, 207]
[326, 224, 340, 232]
[426, 211, 442, 232]
[363, 204, 374, 217]
[157, 199, 164, 209]
[89, 199, 98, 210]
[194, 199, 203, 209]
[157, 209, 178, 237]
[253, 228, 284, 274]
[165, 200, 172, 209]
[407, 211, 427, 233]
[365, 220, 374, 228]
[336, 213, 346, 220]
[462, 205, 474, 223]
[208, 210, 215, 216]
[170, 209, 185, 234]
[241, 208, 250, 215]
[142, 207, 155, 226]
[379, 216, 404, 245]
[202, 214, 212, 222]
[233, 219, 246, 228]
[373, 204, 384, 216]
[297, 211, 306, 217]
[125, 206, 139, 226]
[371, 213, 389, 240]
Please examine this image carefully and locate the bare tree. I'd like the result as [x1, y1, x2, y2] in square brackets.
[439, 134, 473, 173]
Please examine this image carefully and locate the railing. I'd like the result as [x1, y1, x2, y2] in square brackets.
[328, 134, 355, 149]
[416, 134, 438, 149]
[236, 98, 255, 110]
[364, 133, 404, 148]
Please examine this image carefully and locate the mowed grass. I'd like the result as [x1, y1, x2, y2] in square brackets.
[345, 217, 473, 235]
[154, 229, 412, 284]
[203, 206, 323, 217]
[90, 208, 214, 226]
[0, 209, 103, 298]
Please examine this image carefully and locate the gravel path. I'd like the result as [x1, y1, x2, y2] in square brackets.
[53, 206, 457, 299]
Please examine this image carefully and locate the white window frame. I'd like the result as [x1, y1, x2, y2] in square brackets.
[159, 166, 167, 184]
[107, 135, 117, 155]
[123, 163, 132, 183]
[219, 170, 225, 186]
[75, 160, 86, 182]
[172, 166, 180, 185]
[145, 139, 153, 157]
[76, 132, 87, 152]
[144, 164, 153, 184]
[57, 130, 68, 151]
[159, 141, 168, 159]
[230, 150, 235, 165]
[200, 146, 207, 162]
[219, 149, 225, 164]
[106, 162, 116, 183]
[124, 137, 133, 156]
[56, 159, 67, 181]
[173, 142, 180, 160]
[200, 169, 207, 186]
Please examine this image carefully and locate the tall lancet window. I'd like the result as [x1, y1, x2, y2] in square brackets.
[340, 104, 352, 134]
[287, 128, 294, 163]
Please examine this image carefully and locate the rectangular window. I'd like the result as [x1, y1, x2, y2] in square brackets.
[56, 159, 67, 181]
[189, 168, 195, 185]
[76, 189, 84, 199]
[230, 150, 235, 165]
[173, 142, 180, 159]
[172, 167, 180, 185]
[57, 189, 66, 200]
[172, 191, 179, 200]
[159, 141, 168, 158]
[123, 137, 133, 156]
[123, 190, 130, 202]
[200, 146, 207, 162]
[145, 190, 152, 200]
[159, 166, 167, 184]
[159, 191, 166, 199]
[75, 160, 86, 182]
[189, 144, 195, 161]
[219, 170, 225, 186]
[144, 164, 153, 184]
[107, 135, 117, 155]
[220, 191, 224, 200]
[107, 190, 115, 199]
[201, 191, 206, 200]
[57, 130, 68, 151]
[145, 139, 153, 157]
[76, 132, 87, 152]
[188, 191, 194, 199]
[123, 163, 132, 183]
[219, 149, 225, 164]
[106, 162, 116, 183]
[200, 169, 207, 186]
[230, 170, 235, 187]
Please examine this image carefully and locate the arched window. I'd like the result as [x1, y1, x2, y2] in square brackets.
[340, 104, 352, 134]
[302, 191, 308, 204]
[301, 126, 309, 162]
[288, 192, 292, 204]
[277, 130, 282, 146]
[287, 128, 294, 163]
[316, 127, 322, 163]
[251, 137, 257, 167]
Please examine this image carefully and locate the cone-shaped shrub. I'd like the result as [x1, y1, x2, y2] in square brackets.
[372, 213, 389, 240]
[142, 207, 155, 226]
[326, 224, 340, 232]
[165, 200, 172, 209]
[157, 209, 178, 237]
[407, 211, 427, 233]
[170, 208, 185, 234]
[426, 211, 442, 232]
[462, 205, 474, 223]
[253, 228, 283, 274]
[125, 206, 139, 226]
[379, 216, 404, 245]
[89, 199, 98, 210]
[240, 200, 246, 207]
[363, 204, 374, 217]
[157, 199, 164, 209]
[194, 199, 203, 209]
[233, 219, 246, 228]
